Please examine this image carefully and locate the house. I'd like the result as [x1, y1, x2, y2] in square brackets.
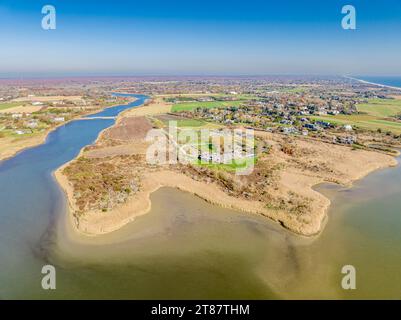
[280, 119, 293, 125]
[281, 126, 298, 134]
[211, 153, 222, 163]
[198, 153, 211, 162]
[12, 113, 23, 119]
[343, 124, 353, 131]
[328, 110, 340, 115]
[334, 136, 356, 145]
[53, 117, 65, 122]
[316, 121, 331, 128]
[26, 120, 38, 128]
[197, 97, 214, 102]
[15, 130, 25, 135]
[304, 123, 319, 131]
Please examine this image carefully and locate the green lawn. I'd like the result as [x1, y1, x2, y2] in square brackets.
[279, 86, 309, 93]
[196, 156, 256, 172]
[0, 129, 37, 139]
[357, 98, 401, 117]
[172, 100, 244, 112]
[310, 114, 401, 134]
[0, 102, 23, 111]
[176, 119, 206, 127]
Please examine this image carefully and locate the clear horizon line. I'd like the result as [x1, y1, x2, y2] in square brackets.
[1, 73, 401, 80]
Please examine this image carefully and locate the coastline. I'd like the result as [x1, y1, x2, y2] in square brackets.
[54, 96, 398, 237]
[0, 98, 137, 163]
[0, 119, 77, 163]
[56, 155, 397, 238]
[345, 76, 401, 91]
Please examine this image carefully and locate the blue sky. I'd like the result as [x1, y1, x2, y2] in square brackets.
[0, 0, 401, 76]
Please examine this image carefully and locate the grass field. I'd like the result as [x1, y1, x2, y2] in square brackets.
[159, 118, 221, 129]
[0, 102, 23, 111]
[172, 100, 244, 112]
[279, 86, 309, 93]
[357, 98, 401, 117]
[176, 119, 206, 127]
[309, 98, 401, 134]
[196, 156, 256, 172]
[311, 114, 401, 134]
[0, 128, 42, 139]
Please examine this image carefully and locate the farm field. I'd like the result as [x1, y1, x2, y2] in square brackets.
[309, 98, 401, 134]
[357, 98, 401, 117]
[172, 100, 244, 112]
[176, 119, 206, 127]
[311, 114, 401, 134]
[0, 102, 23, 111]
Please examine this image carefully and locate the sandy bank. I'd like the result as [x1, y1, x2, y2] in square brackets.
[0, 98, 136, 162]
[55, 132, 397, 237]
[123, 97, 171, 117]
[0, 133, 48, 162]
[56, 154, 396, 237]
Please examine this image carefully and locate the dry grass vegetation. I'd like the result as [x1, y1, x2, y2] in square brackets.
[59, 101, 397, 236]
[63, 155, 143, 214]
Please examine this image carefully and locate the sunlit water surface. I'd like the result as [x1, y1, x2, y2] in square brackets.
[1, 93, 401, 299]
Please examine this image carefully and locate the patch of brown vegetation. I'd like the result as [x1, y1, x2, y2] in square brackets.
[57, 102, 397, 237]
[62, 155, 145, 214]
[85, 143, 149, 158]
[123, 97, 172, 117]
[104, 116, 153, 141]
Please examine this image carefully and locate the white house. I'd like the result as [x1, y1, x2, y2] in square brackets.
[26, 121, 38, 128]
[53, 117, 65, 122]
[343, 124, 353, 131]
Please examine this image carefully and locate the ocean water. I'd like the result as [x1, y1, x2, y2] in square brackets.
[357, 76, 401, 89]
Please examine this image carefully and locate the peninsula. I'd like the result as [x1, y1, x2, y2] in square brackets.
[54, 77, 401, 236]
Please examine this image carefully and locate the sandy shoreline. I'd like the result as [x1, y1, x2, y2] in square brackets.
[0, 98, 137, 162]
[0, 120, 77, 162]
[54, 95, 398, 238]
[55, 155, 397, 237]
[345, 76, 401, 91]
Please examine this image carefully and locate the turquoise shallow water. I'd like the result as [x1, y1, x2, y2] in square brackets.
[1, 92, 401, 299]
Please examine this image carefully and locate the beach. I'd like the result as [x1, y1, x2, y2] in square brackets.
[346, 76, 401, 91]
